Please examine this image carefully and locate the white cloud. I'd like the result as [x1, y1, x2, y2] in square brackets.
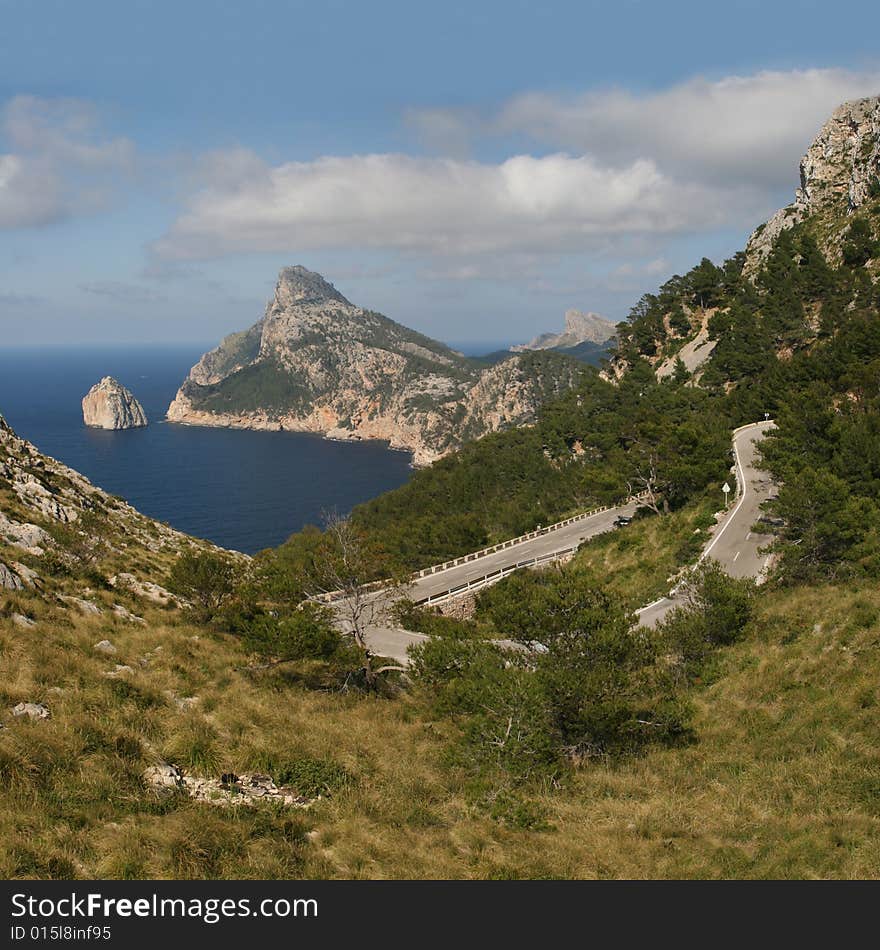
[157, 67, 880, 265]
[484, 68, 880, 188]
[0, 96, 134, 229]
[80, 280, 165, 303]
[155, 150, 765, 261]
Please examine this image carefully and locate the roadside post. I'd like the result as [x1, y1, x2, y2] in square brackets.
[722, 481, 731, 509]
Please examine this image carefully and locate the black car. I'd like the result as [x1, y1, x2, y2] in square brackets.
[614, 515, 633, 527]
[758, 515, 785, 527]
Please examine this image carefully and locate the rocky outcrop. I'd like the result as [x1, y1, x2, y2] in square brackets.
[744, 95, 880, 275]
[0, 561, 24, 590]
[512, 308, 616, 351]
[11, 701, 50, 720]
[167, 266, 584, 465]
[82, 377, 147, 430]
[143, 763, 316, 808]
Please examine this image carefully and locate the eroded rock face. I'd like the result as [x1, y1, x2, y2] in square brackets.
[0, 561, 24, 590]
[82, 377, 148, 430]
[167, 266, 583, 465]
[744, 95, 880, 275]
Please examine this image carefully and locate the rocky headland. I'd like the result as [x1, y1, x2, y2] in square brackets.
[167, 266, 584, 465]
[511, 308, 616, 352]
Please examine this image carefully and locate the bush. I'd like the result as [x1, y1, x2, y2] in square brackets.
[659, 560, 754, 682]
[391, 600, 481, 639]
[271, 756, 353, 797]
[413, 571, 690, 779]
[233, 603, 342, 666]
[168, 551, 239, 613]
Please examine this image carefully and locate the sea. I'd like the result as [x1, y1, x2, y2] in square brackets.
[0, 345, 415, 554]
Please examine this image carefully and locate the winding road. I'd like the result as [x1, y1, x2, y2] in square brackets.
[636, 420, 776, 628]
[364, 420, 776, 661]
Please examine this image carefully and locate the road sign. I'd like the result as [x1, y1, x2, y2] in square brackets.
[722, 482, 731, 494]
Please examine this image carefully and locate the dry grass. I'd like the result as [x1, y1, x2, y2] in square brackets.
[3, 572, 880, 879]
[568, 494, 719, 608]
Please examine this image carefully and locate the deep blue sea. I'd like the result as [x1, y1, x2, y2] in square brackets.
[0, 346, 414, 553]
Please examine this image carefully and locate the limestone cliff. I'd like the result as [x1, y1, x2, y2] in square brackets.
[167, 267, 584, 465]
[82, 377, 148, 430]
[607, 94, 880, 385]
[744, 95, 880, 275]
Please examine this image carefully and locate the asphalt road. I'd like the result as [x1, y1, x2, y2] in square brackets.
[363, 500, 639, 662]
[410, 501, 639, 601]
[636, 421, 776, 628]
[364, 421, 776, 661]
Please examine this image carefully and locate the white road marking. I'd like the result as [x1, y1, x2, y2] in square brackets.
[637, 597, 667, 614]
[746, 532, 752, 540]
[733, 551, 741, 562]
[698, 424, 754, 562]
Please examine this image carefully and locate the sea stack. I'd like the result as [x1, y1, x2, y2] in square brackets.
[82, 377, 148, 430]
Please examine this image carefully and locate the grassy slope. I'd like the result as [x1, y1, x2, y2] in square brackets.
[566, 493, 719, 609]
[4, 443, 880, 879]
[5, 576, 880, 879]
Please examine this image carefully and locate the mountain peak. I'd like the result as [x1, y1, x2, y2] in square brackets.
[798, 95, 880, 216]
[744, 93, 880, 274]
[275, 266, 352, 308]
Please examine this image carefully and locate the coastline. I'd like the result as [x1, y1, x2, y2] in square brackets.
[166, 393, 432, 466]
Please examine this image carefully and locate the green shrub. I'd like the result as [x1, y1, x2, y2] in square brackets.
[271, 756, 352, 797]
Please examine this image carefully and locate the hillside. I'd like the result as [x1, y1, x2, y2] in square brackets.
[4, 406, 880, 877]
[6, 93, 880, 881]
[614, 95, 880, 385]
[351, 95, 880, 570]
[167, 267, 585, 465]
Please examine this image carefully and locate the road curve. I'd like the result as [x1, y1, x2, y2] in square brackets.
[365, 421, 776, 661]
[364, 500, 641, 662]
[636, 420, 776, 628]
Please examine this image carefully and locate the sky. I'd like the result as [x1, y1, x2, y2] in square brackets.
[2, 0, 880, 349]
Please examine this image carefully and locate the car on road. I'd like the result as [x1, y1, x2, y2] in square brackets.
[758, 515, 785, 528]
[614, 515, 633, 527]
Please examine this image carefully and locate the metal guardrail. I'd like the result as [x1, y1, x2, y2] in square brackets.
[413, 490, 651, 579]
[315, 490, 651, 606]
[416, 545, 580, 607]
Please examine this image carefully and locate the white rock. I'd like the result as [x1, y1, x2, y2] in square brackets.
[112, 604, 146, 625]
[62, 596, 102, 615]
[143, 763, 184, 791]
[82, 377, 148, 430]
[12, 701, 50, 720]
[110, 573, 178, 605]
[94, 639, 117, 654]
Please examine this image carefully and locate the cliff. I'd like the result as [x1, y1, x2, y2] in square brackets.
[167, 266, 584, 465]
[0, 411, 221, 595]
[610, 94, 880, 382]
[82, 377, 148, 430]
[744, 95, 880, 275]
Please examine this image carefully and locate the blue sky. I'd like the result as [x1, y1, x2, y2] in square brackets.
[2, 0, 879, 348]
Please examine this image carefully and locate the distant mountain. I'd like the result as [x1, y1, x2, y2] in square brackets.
[512, 309, 616, 352]
[475, 338, 611, 368]
[167, 266, 585, 465]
